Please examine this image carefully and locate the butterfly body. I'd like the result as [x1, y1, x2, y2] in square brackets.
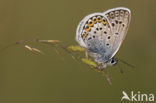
[76, 7, 131, 68]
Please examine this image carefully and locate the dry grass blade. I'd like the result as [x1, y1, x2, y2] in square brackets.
[38, 40, 61, 43]
[24, 45, 33, 51]
[32, 48, 44, 54]
[24, 45, 44, 54]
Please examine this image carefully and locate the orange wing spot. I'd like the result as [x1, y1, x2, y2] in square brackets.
[85, 26, 91, 32]
[88, 22, 94, 27]
[97, 19, 102, 22]
[102, 21, 107, 25]
[82, 33, 88, 39]
[92, 20, 97, 24]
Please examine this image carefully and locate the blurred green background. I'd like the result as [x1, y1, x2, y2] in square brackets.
[0, 0, 156, 103]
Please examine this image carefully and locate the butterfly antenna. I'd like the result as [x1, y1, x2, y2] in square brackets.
[116, 58, 135, 68]
[102, 69, 112, 86]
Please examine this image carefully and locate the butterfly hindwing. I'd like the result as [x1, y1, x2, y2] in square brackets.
[77, 13, 114, 62]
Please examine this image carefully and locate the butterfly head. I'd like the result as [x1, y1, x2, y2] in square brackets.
[107, 57, 118, 66]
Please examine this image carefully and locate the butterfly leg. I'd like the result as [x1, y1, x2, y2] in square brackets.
[103, 70, 112, 85]
[95, 62, 106, 71]
[96, 65, 112, 85]
[102, 63, 107, 69]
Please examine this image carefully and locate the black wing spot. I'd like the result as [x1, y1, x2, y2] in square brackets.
[104, 31, 107, 34]
[103, 19, 106, 22]
[89, 21, 92, 24]
[94, 31, 96, 34]
[106, 43, 109, 46]
[115, 32, 119, 35]
[96, 28, 99, 31]
[93, 17, 96, 21]
[93, 35, 95, 38]
[119, 21, 122, 24]
[108, 36, 111, 39]
[122, 24, 125, 27]
[115, 20, 118, 24]
[97, 16, 101, 20]
[86, 21, 88, 24]
[112, 23, 115, 27]
[88, 37, 92, 40]
[86, 25, 89, 29]
[99, 28, 102, 30]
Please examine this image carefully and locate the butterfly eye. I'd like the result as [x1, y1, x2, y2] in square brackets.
[111, 59, 114, 63]
[107, 58, 117, 66]
[111, 58, 117, 65]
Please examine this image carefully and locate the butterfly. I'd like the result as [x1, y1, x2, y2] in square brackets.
[76, 7, 131, 69]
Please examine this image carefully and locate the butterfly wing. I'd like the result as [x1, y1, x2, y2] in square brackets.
[103, 7, 131, 58]
[76, 13, 104, 48]
[76, 13, 114, 62]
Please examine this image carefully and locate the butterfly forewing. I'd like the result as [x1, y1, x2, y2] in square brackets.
[104, 7, 131, 58]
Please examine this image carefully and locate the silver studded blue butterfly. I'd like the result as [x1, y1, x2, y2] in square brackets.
[76, 7, 131, 68]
